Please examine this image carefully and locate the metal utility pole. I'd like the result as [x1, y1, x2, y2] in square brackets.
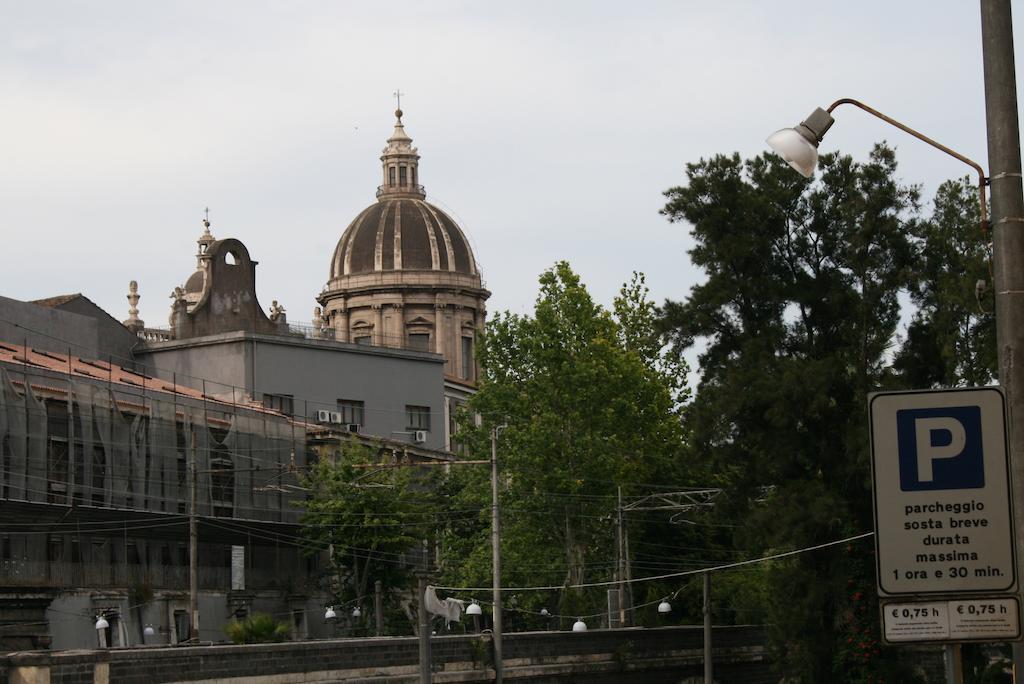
[490, 426, 504, 684]
[981, 0, 1024, 674]
[616, 486, 627, 627]
[189, 427, 199, 641]
[418, 574, 431, 684]
[375, 579, 384, 636]
[703, 571, 713, 684]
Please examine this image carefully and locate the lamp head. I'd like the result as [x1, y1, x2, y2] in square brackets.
[351, 606, 361, 618]
[466, 601, 482, 616]
[540, 608, 550, 617]
[143, 625, 155, 637]
[572, 618, 587, 632]
[324, 606, 337, 620]
[766, 107, 835, 177]
[95, 616, 109, 630]
[657, 600, 672, 614]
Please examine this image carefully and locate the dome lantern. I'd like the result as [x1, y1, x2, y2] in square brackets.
[378, 108, 425, 200]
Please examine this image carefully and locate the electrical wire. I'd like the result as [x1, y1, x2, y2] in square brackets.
[434, 531, 875, 593]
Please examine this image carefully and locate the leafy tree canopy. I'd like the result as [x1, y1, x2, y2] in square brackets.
[438, 263, 690, 619]
[659, 147, 992, 682]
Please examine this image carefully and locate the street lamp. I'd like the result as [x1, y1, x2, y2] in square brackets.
[466, 601, 482, 616]
[324, 606, 337, 620]
[657, 599, 672, 614]
[767, 98, 989, 233]
[572, 618, 587, 632]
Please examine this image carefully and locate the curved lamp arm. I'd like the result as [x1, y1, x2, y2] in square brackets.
[827, 98, 989, 231]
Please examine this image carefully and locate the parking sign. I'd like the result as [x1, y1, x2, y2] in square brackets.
[869, 387, 1016, 596]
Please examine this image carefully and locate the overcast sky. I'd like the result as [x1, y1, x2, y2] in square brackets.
[2, 1, 1020, 330]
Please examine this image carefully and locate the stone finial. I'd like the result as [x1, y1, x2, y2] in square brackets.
[123, 280, 145, 331]
[197, 209, 216, 262]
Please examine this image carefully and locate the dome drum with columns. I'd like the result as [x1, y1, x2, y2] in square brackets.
[318, 109, 489, 382]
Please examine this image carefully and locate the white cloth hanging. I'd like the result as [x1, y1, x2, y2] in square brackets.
[424, 585, 464, 625]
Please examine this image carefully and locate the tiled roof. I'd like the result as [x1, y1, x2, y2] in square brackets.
[0, 340, 289, 419]
[30, 293, 84, 308]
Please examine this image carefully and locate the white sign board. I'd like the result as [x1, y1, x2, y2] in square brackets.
[882, 597, 1021, 644]
[869, 387, 1016, 596]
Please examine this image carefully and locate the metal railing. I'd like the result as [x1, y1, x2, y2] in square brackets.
[376, 184, 426, 197]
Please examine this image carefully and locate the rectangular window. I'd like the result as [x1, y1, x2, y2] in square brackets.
[46, 401, 69, 502]
[262, 393, 294, 416]
[461, 336, 474, 380]
[337, 400, 365, 426]
[354, 335, 372, 345]
[399, 166, 408, 186]
[388, 166, 396, 185]
[47, 535, 64, 563]
[176, 422, 187, 514]
[408, 333, 430, 352]
[406, 405, 431, 431]
[2, 535, 11, 561]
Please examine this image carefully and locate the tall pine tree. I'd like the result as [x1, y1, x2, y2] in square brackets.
[660, 145, 922, 681]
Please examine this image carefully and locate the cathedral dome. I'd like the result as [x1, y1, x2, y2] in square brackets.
[330, 197, 478, 278]
[317, 107, 489, 385]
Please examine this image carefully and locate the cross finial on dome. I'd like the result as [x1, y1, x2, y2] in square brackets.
[393, 89, 404, 116]
[197, 207, 216, 259]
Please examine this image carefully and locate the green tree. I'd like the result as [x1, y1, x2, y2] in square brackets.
[438, 263, 689, 620]
[300, 439, 440, 632]
[893, 176, 996, 387]
[659, 146, 923, 682]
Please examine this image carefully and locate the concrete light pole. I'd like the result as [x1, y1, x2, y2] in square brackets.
[490, 425, 507, 684]
[980, 0, 1024, 671]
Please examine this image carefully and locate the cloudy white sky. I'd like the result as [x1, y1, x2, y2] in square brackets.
[1, 1, 1020, 328]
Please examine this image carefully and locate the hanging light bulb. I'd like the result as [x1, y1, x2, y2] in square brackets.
[351, 606, 362, 618]
[324, 606, 337, 620]
[540, 608, 549, 617]
[466, 601, 482, 616]
[143, 625, 155, 636]
[658, 599, 672, 614]
[572, 617, 587, 632]
[95, 615, 109, 630]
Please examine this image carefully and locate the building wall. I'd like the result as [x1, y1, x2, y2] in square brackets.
[47, 297, 138, 363]
[0, 626, 774, 684]
[0, 355, 326, 653]
[0, 296, 102, 358]
[251, 336, 446, 451]
[138, 332, 447, 451]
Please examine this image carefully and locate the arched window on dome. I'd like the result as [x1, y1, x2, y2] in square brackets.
[405, 317, 433, 353]
[351, 320, 373, 346]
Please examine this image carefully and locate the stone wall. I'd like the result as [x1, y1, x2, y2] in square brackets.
[2, 625, 769, 683]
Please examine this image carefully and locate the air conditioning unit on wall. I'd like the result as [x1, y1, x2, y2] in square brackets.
[316, 410, 332, 423]
[413, 430, 428, 444]
[329, 412, 344, 424]
[347, 424, 360, 433]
